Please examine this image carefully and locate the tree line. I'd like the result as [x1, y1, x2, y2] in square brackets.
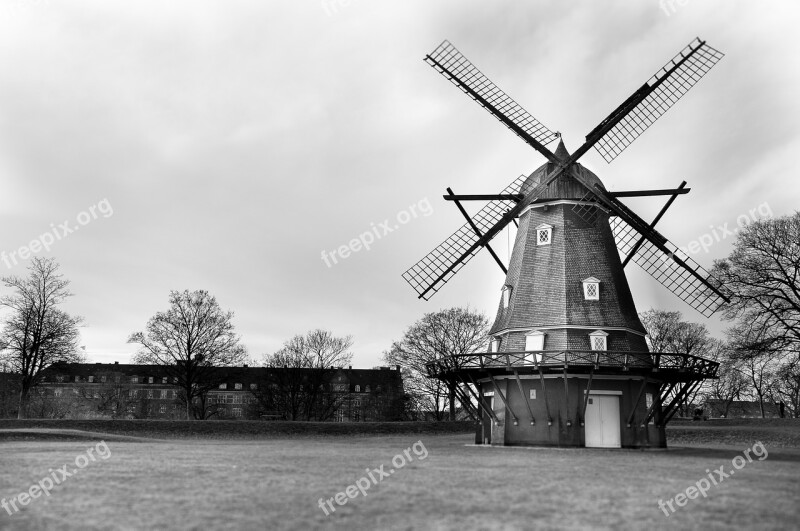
[2, 212, 798, 420]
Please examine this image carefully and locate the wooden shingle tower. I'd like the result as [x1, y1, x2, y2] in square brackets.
[403, 39, 728, 447]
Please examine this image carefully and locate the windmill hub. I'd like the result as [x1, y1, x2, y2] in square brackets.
[404, 38, 728, 448]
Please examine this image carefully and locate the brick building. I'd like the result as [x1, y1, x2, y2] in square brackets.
[31, 362, 404, 421]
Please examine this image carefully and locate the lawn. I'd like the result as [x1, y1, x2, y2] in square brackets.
[1, 429, 799, 530]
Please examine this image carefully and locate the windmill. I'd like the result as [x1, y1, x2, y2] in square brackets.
[403, 38, 727, 448]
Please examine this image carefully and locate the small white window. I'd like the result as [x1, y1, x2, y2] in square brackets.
[234, 383, 242, 390]
[589, 330, 608, 351]
[54, 388, 63, 397]
[162, 377, 168, 384]
[159, 404, 167, 414]
[161, 390, 168, 399]
[529, 389, 537, 400]
[131, 376, 138, 383]
[75, 376, 80, 382]
[490, 337, 501, 353]
[88, 376, 94, 383]
[501, 285, 512, 308]
[355, 385, 361, 393]
[645, 392, 654, 425]
[583, 277, 600, 300]
[219, 383, 227, 389]
[148, 377, 154, 384]
[250, 383, 258, 390]
[536, 224, 553, 246]
[100, 376, 107, 383]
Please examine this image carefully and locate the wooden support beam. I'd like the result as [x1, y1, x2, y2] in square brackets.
[662, 380, 703, 423]
[507, 354, 535, 425]
[443, 194, 523, 202]
[538, 366, 552, 424]
[609, 187, 690, 198]
[447, 187, 507, 274]
[626, 379, 649, 427]
[563, 368, 571, 426]
[622, 181, 688, 268]
[488, 372, 517, 425]
[459, 373, 499, 424]
[581, 367, 595, 426]
[643, 382, 675, 426]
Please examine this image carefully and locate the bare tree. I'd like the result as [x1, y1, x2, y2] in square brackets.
[771, 359, 800, 418]
[128, 290, 247, 420]
[0, 258, 83, 418]
[261, 329, 353, 421]
[703, 340, 748, 417]
[727, 321, 780, 418]
[711, 212, 800, 357]
[387, 307, 487, 421]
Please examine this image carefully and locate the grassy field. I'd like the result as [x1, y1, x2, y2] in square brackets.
[1, 424, 799, 530]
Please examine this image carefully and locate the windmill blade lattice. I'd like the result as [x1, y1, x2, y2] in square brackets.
[610, 217, 729, 317]
[589, 39, 725, 163]
[426, 41, 560, 155]
[402, 173, 536, 300]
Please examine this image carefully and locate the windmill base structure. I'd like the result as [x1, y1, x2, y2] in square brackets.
[427, 351, 717, 448]
[425, 149, 718, 448]
[403, 38, 728, 448]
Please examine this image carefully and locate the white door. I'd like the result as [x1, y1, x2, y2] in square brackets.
[584, 395, 621, 448]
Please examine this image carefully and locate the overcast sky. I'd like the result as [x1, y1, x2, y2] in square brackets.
[1, 1, 798, 368]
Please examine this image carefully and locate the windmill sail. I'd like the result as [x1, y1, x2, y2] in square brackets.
[403, 173, 536, 300]
[609, 217, 729, 317]
[425, 40, 560, 160]
[588, 38, 725, 163]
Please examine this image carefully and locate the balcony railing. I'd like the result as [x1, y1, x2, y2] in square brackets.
[425, 350, 718, 380]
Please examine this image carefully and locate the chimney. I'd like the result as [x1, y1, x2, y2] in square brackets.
[114, 361, 119, 365]
[348, 365, 352, 370]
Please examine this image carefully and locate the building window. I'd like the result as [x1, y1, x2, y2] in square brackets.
[148, 377, 154, 384]
[501, 285, 512, 308]
[219, 383, 227, 390]
[75, 376, 80, 383]
[365, 385, 370, 393]
[162, 377, 168, 384]
[129, 389, 138, 398]
[234, 383, 242, 390]
[589, 330, 608, 351]
[232, 408, 242, 418]
[335, 409, 345, 422]
[355, 385, 361, 393]
[131, 376, 138, 383]
[250, 383, 258, 390]
[161, 390, 168, 399]
[100, 376, 107, 383]
[529, 389, 537, 400]
[536, 224, 553, 246]
[490, 337, 501, 353]
[147, 390, 154, 399]
[159, 404, 167, 414]
[88, 376, 94, 383]
[583, 277, 600, 300]
[56, 375, 65, 383]
[54, 388, 62, 397]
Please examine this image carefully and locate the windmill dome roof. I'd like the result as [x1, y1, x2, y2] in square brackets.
[521, 140, 605, 202]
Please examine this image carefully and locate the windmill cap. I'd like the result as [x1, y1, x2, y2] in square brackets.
[522, 141, 606, 202]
